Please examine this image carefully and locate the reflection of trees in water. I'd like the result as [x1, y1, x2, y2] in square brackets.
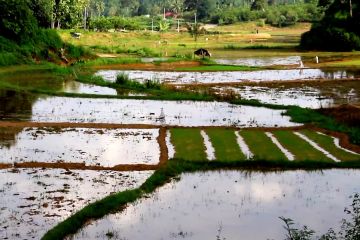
[0, 127, 24, 148]
[0, 90, 35, 121]
[321, 69, 360, 79]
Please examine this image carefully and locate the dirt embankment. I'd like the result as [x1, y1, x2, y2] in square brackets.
[319, 104, 360, 127]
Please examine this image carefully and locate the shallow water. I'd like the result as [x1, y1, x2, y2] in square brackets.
[0, 91, 297, 127]
[96, 69, 359, 84]
[0, 168, 153, 240]
[74, 170, 360, 240]
[211, 85, 359, 109]
[23, 97, 298, 127]
[0, 128, 160, 166]
[63, 81, 147, 96]
[215, 56, 302, 67]
[63, 81, 118, 95]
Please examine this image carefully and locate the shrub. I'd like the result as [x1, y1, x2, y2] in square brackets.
[0, 0, 38, 43]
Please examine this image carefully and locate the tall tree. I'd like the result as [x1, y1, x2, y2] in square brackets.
[0, 0, 38, 42]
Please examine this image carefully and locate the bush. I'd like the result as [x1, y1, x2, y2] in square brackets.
[0, 0, 38, 43]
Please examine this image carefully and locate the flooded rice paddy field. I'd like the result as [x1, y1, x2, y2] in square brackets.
[0, 168, 153, 239]
[96, 69, 360, 85]
[214, 54, 360, 67]
[215, 55, 303, 67]
[73, 170, 360, 240]
[0, 127, 160, 167]
[0, 94, 298, 127]
[211, 83, 360, 108]
[1, 54, 360, 239]
[0, 69, 143, 96]
[63, 81, 147, 96]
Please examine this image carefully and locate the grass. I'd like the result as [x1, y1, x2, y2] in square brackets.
[170, 128, 207, 161]
[239, 130, 287, 161]
[324, 59, 360, 68]
[285, 107, 360, 145]
[75, 57, 142, 67]
[206, 128, 246, 161]
[272, 130, 331, 162]
[300, 130, 360, 162]
[58, 22, 309, 59]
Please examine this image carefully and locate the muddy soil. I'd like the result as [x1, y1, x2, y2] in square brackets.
[319, 104, 360, 127]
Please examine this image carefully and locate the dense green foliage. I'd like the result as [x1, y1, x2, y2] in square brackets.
[300, 0, 360, 50]
[0, 0, 88, 66]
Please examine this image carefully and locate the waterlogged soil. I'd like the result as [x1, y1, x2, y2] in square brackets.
[73, 170, 360, 240]
[0, 127, 160, 167]
[215, 56, 303, 67]
[211, 84, 359, 109]
[214, 55, 360, 68]
[96, 69, 360, 85]
[0, 168, 153, 240]
[0, 96, 298, 127]
[0, 69, 143, 96]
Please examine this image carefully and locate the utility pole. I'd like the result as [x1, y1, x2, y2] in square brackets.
[163, 8, 166, 19]
[83, 7, 87, 30]
[177, 19, 180, 33]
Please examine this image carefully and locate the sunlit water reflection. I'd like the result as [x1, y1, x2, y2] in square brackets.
[74, 170, 360, 240]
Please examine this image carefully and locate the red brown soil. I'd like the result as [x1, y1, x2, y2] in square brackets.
[318, 104, 360, 127]
[0, 163, 12, 169]
[157, 128, 168, 166]
[315, 128, 360, 154]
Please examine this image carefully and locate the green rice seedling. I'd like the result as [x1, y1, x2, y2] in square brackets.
[239, 130, 287, 161]
[300, 130, 360, 162]
[170, 128, 207, 162]
[273, 130, 331, 162]
[206, 128, 246, 161]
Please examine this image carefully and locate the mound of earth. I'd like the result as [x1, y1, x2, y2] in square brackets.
[319, 104, 360, 127]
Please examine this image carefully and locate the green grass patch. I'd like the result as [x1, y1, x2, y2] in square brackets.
[239, 130, 287, 161]
[206, 128, 246, 161]
[272, 130, 331, 162]
[76, 57, 142, 67]
[285, 106, 360, 145]
[324, 59, 360, 67]
[300, 130, 360, 162]
[176, 64, 258, 71]
[170, 128, 207, 161]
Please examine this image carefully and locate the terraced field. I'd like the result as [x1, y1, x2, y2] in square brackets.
[169, 128, 360, 162]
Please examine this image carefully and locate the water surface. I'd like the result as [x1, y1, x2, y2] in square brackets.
[74, 170, 360, 240]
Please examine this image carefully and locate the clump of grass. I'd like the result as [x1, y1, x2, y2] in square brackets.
[115, 72, 130, 85]
[144, 78, 161, 90]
